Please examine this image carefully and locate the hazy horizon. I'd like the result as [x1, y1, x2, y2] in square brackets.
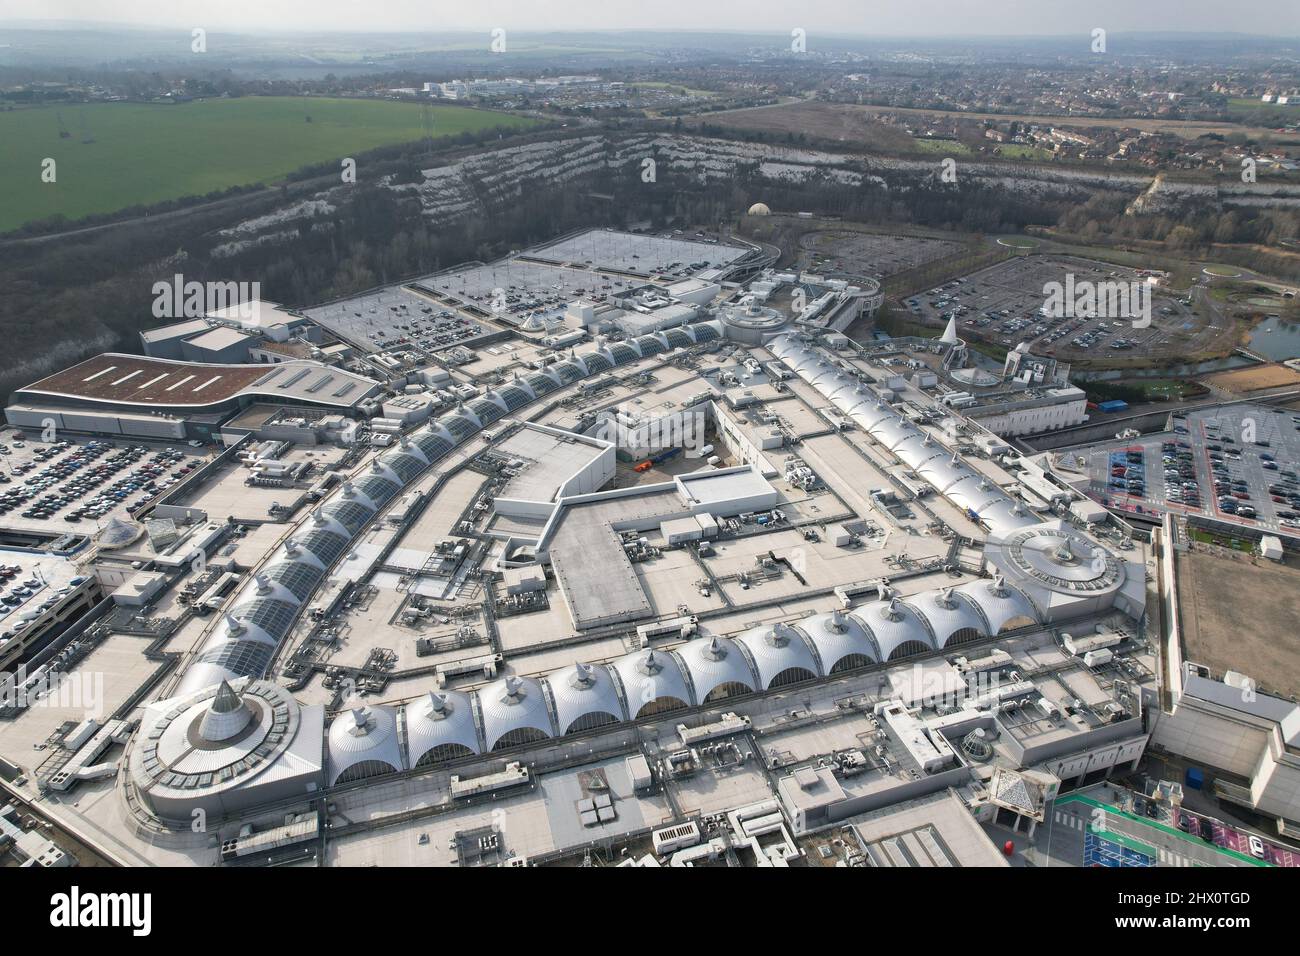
[7, 1, 1300, 39]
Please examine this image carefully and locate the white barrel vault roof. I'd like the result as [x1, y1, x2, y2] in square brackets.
[545, 662, 627, 734]
[976, 498, 1040, 537]
[737, 623, 821, 688]
[794, 611, 881, 672]
[328, 705, 404, 785]
[677, 636, 759, 702]
[954, 577, 1041, 633]
[478, 676, 555, 749]
[403, 690, 480, 763]
[909, 588, 990, 648]
[611, 650, 693, 716]
[848, 402, 897, 431]
[916, 455, 971, 494]
[869, 417, 917, 451]
[852, 599, 937, 661]
[948, 483, 1008, 515]
[893, 435, 942, 470]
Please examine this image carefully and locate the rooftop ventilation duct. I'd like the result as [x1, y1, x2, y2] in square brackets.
[702, 637, 728, 661]
[570, 663, 597, 689]
[348, 707, 373, 735]
[224, 613, 246, 637]
[768, 623, 799, 647]
[425, 691, 451, 718]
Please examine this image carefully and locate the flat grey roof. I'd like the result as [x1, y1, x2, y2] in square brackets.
[852, 791, 1009, 867]
[546, 489, 682, 629]
[496, 427, 606, 503]
[677, 468, 773, 507]
[140, 319, 210, 343]
[186, 326, 253, 350]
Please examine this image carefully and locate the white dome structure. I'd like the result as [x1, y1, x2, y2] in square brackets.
[983, 520, 1146, 622]
[794, 610, 880, 673]
[327, 705, 404, 786]
[545, 662, 625, 735]
[747, 202, 772, 216]
[955, 575, 1040, 633]
[611, 650, 693, 718]
[479, 676, 554, 751]
[677, 636, 758, 704]
[737, 623, 821, 689]
[128, 679, 324, 824]
[854, 597, 936, 661]
[910, 587, 989, 649]
[403, 690, 480, 767]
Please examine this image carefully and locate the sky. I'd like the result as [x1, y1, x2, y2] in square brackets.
[7, 0, 1300, 37]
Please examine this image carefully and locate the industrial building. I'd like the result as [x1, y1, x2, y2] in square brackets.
[6, 354, 382, 441]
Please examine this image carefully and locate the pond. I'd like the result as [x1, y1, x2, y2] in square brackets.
[1247, 315, 1300, 362]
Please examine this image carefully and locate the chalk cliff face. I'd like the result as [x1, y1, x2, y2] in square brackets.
[1125, 170, 1300, 217]
[208, 131, 1300, 255]
[205, 133, 1153, 254]
[1125, 172, 1220, 216]
[387, 132, 1155, 223]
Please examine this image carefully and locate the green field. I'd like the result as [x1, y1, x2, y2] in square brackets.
[1226, 97, 1300, 123]
[0, 97, 538, 232]
[912, 137, 972, 155]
